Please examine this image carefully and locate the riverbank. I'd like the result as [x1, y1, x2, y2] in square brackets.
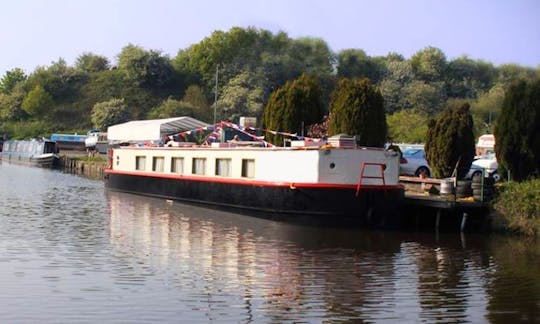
[58, 154, 106, 179]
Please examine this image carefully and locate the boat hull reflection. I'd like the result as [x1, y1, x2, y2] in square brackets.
[106, 191, 529, 323]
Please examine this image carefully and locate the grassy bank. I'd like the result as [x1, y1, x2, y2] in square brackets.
[69, 155, 107, 163]
[492, 179, 540, 236]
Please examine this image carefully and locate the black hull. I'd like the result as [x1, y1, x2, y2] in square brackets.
[106, 172, 405, 228]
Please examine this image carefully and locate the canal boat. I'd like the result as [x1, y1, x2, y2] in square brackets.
[105, 133, 404, 227]
[51, 133, 87, 151]
[1, 139, 59, 167]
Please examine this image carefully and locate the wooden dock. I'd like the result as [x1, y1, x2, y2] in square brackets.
[400, 176, 491, 232]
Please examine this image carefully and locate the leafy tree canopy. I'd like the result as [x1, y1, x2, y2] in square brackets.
[21, 85, 54, 117]
[118, 44, 173, 89]
[410, 46, 447, 82]
[337, 49, 384, 83]
[148, 98, 201, 120]
[181, 85, 212, 122]
[75, 52, 110, 73]
[387, 109, 428, 143]
[91, 98, 130, 131]
[218, 70, 265, 123]
[0, 68, 27, 94]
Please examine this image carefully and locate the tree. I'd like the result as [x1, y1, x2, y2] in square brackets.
[387, 109, 429, 143]
[403, 81, 445, 115]
[79, 69, 125, 109]
[181, 85, 212, 122]
[0, 68, 27, 94]
[337, 49, 384, 83]
[496, 64, 536, 88]
[91, 98, 130, 130]
[446, 56, 496, 98]
[494, 78, 540, 181]
[75, 52, 110, 73]
[0, 84, 27, 121]
[328, 78, 387, 147]
[378, 60, 414, 113]
[21, 85, 54, 117]
[262, 74, 324, 145]
[409, 46, 447, 82]
[470, 85, 505, 135]
[425, 102, 475, 178]
[218, 70, 265, 122]
[118, 44, 173, 89]
[148, 98, 201, 120]
[174, 27, 335, 108]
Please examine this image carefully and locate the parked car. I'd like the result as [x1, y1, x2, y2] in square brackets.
[399, 146, 432, 177]
[466, 155, 500, 182]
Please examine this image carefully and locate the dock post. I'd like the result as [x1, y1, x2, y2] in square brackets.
[435, 210, 441, 230]
[460, 212, 468, 232]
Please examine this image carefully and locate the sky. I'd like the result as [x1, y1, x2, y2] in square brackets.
[1, 0, 539, 76]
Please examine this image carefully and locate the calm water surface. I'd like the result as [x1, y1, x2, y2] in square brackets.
[1, 162, 539, 323]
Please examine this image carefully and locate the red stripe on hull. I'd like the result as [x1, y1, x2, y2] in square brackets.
[104, 168, 403, 191]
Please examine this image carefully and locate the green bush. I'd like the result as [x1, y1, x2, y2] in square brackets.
[425, 102, 475, 178]
[328, 78, 386, 147]
[493, 179, 540, 236]
[494, 78, 540, 182]
[262, 74, 324, 145]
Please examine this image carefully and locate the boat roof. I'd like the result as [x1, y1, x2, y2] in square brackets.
[107, 116, 209, 142]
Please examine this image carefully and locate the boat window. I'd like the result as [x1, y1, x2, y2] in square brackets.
[152, 156, 165, 172]
[192, 158, 206, 175]
[136, 156, 146, 171]
[215, 158, 232, 177]
[171, 157, 184, 174]
[44, 142, 55, 153]
[241, 159, 255, 178]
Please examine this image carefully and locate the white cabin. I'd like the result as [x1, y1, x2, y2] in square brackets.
[110, 144, 400, 186]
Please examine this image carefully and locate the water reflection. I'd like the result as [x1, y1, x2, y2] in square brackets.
[106, 191, 540, 322]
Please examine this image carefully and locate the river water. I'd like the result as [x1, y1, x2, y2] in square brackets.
[0, 162, 539, 323]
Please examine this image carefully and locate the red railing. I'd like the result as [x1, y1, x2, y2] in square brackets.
[356, 162, 386, 197]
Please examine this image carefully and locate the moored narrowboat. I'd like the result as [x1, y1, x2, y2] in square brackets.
[105, 135, 405, 227]
[1, 139, 59, 168]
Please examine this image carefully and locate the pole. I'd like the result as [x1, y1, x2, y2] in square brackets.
[461, 212, 468, 232]
[213, 65, 219, 125]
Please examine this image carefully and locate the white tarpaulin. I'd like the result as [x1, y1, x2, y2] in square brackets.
[107, 117, 209, 143]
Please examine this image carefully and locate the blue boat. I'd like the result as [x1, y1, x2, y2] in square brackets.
[51, 133, 87, 151]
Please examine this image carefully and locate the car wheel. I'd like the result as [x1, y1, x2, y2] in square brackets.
[491, 171, 501, 182]
[415, 166, 430, 177]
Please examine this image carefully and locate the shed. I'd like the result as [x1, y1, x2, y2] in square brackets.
[107, 117, 209, 143]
